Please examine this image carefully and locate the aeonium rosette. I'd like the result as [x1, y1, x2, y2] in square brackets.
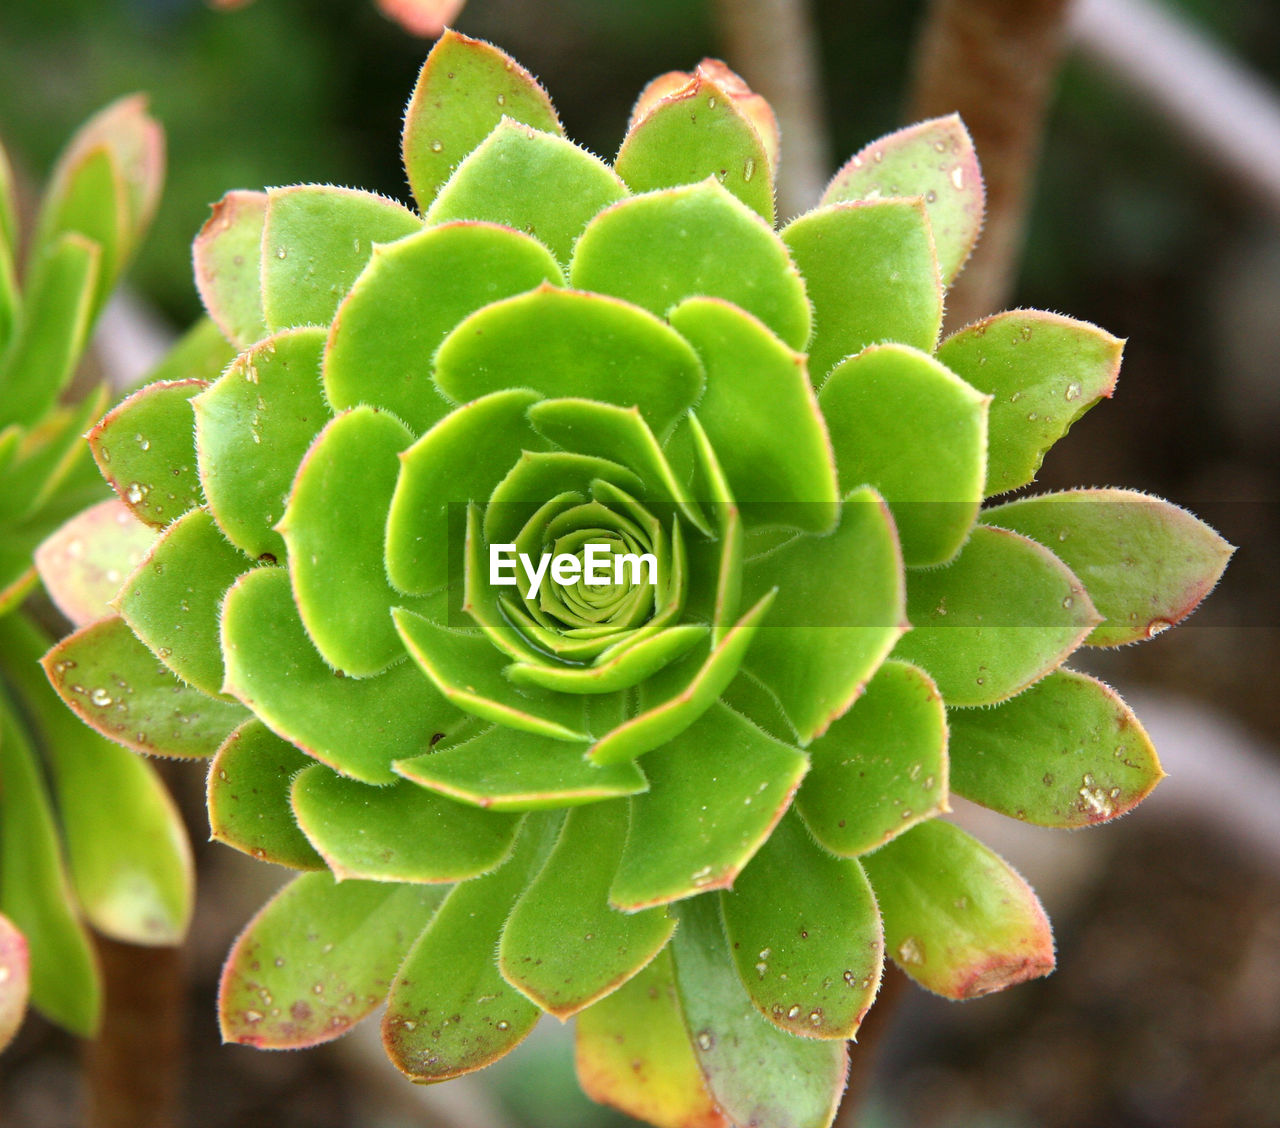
[40, 32, 1231, 1128]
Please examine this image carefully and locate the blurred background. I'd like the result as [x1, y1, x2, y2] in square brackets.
[1, 1, 1277, 1125]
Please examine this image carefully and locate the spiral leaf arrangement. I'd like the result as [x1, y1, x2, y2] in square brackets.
[41, 34, 1231, 1126]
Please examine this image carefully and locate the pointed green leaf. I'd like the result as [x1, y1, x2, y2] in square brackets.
[571, 180, 808, 349]
[291, 764, 520, 883]
[208, 719, 325, 870]
[722, 811, 882, 1040]
[610, 701, 806, 909]
[575, 948, 729, 1128]
[382, 817, 551, 1081]
[403, 29, 562, 212]
[861, 819, 1055, 999]
[741, 487, 906, 744]
[0, 383, 109, 527]
[36, 499, 157, 628]
[937, 311, 1123, 496]
[90, 378, 206, 528]
[283, 407, 415, 677]
[324, 221, 562, 433]
[588, 591, 775, 765]
[193, 190, 269, 348]
[0, 611, 193, 945]
[823, 115, 984, 286]
[948, 669, 1164, 826]
[116, 507, 249, 697]
[0, 234, 17, 355]
[508, 626, 707, 694]
[0, 913, 28, 1052]
[796, 659, 948, 856]
[783, 201, 942, 384]
[221, 568, 462, 784]
[982, 489, 1234, 646]
[30, 144, 125, 320]
[260, 185, 420, 332]
[393, 606, 590, 741]
[194, 328, 329, 558]
[616, 76, 774, 222]
[668, 298, 838, 531]
[0, 233, 99, 429]
[385, 389, 545, 594]
[220, 871, 444, 1049]
[0, 690, 99, 1036]
[893, 525, 1101, 706]
[396, 724, 647, 810]
[820, 343, 988, 565]
[41, 615, 245, 758]
[671, 895, 848, 1128]
[500, 800, 675, 1016]
[426, 120, 627, 264]
[435, 285, 704, 437]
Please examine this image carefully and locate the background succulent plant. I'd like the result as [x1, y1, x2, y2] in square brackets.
[0, 99, 226, 1051]
[41, 31, 1232, 1127]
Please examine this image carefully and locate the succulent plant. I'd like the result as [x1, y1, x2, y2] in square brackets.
[0, 100, 230, 1050]
[42, 33, 1231, 1126]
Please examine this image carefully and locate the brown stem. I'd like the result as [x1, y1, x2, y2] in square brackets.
[84, 936, 185, 1128]
[908, 0, 1075, 328]
[710, 0, 831, 219]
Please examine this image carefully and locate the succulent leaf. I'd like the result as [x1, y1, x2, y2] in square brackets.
[115, 506, 248, 696]
[982, 488, 1234, 645]
[609, 700, 807, 909]
[89, 379, 205, 528]
[42, 615, 247, 759]
[0, 233, 100, 430]
[221, 568, 461, 784]
[938, 311, 1123, 495]
[0, 688, 100, 1036]
[260, 185, 420, 332]
[35, 499, 156, 629]
[575, 947, 729, 1128]
[671, 895, 849, 1128]
[292, 763, 520, 883]
[324, 221, 562, 431]
[0, 913, 28, 1053]
[402, 29, 563, 211]
[220, 871, 445, 1049]
[283, 407, 421, 677]
[721, 811, 883, 1040]
[796, 659, 949, 856]
[823, 115, 984, 286]
[194, 328, 329, 558]
[784, 200, 943, 384]
[426, 120, 627, 264]
[948, 669, 1163, 826]
[740, 486, 906, 743]
[861, 819, 1055, 999]
[893, 525, 1100, 706]
[396, 723, 648, 810]
[208, 719, 326, 870]
[820, 343, 988, 565]
[1, 612, 192, 945]
[193, 190, 270, 347]
[571, 180, 808, 349]
[499, 800, 676, 1017]
[382, 816, 553, 1081]
[616, 75, 775, 223]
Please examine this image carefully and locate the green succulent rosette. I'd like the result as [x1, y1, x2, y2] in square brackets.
[42, 33, 1231, 1126]
[0, 100, 232, 1049]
